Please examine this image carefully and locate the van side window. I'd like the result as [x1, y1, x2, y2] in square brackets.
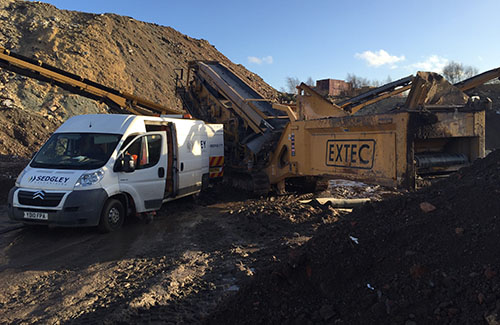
[120, 135, 138, 151]
[126, 135, 162, 169]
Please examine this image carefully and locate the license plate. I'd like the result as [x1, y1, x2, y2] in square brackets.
[23, 211, 48, 220]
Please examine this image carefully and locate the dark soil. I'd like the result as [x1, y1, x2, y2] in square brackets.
[208, 149, 500, 324]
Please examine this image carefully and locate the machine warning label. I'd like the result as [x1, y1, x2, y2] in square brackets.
[325, 139, 375, 169]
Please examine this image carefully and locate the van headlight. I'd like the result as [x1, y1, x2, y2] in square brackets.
[15, 169, 27, 187]
[75, 169, 104, 187]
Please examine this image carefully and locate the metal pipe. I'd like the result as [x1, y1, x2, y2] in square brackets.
[415, 153, 468, 168]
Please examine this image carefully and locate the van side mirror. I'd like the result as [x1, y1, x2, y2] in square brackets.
[114, 154, 136, 173]
[123, 154, 136, 172]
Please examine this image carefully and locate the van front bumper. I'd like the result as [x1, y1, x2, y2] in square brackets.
[8, 187, 108, 227]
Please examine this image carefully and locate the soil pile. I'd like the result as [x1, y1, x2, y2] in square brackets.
[208, 149, 500, 324]
[223, 194, 342, 236]
[0, 0, 277, 156]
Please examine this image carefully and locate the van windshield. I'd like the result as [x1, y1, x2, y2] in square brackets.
[30, 133, 121, 170]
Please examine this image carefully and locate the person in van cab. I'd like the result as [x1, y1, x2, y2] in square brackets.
[80, 135, 106, 161]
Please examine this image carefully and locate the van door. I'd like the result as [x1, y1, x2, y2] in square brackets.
[144, 122, 178, 199]
[118, 132, 167, 211]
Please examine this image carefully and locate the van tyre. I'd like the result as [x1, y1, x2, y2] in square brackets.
[98, 199, 124, 233]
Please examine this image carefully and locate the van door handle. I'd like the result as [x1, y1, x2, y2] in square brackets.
[158, 167, 165, 178]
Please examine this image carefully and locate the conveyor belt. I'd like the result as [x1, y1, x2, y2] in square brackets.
[194, 62, 288, 154]
[204, 62, 285, 118]
[338, 75, 413, 114]
[0, 46, 181, 115]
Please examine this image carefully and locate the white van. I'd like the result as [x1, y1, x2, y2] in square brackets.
[8, 114, 224, 232]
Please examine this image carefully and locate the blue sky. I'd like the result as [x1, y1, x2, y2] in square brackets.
[40, 0, 499, 90]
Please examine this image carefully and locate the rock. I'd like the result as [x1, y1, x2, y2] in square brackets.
[370, 302, 386, 317]
[442, 277, 455, 288]
[319, 304, 335, 321]
[226, 285, 239, 292]
[485, 311, 500, 325]
[485, 267, 497, 279]
[478, 293, 486, 304]
[438, 301, 452, 309]
[410, 264, 427, 279]
[1, 98, 14, 108]
[419, 202, 436, 213]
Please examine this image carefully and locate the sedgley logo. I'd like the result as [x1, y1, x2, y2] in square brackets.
[32, 190, 45, 200]
[28, 175, 70, 184]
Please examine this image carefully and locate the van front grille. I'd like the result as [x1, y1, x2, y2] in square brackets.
[18, 190, 65, 207]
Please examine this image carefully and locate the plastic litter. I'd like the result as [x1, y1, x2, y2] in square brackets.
[349, 236, 359, 244]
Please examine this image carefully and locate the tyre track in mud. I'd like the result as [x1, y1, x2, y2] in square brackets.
[0, 191, 343, 323]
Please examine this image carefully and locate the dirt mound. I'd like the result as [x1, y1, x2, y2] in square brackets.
[224, 194, 342, 236]
[0, 103, 60, 156]
[208, 149, 500, 324]
[0, 0, 277, 157]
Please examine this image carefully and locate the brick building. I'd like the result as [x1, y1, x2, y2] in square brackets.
[315, 79, 352, 97]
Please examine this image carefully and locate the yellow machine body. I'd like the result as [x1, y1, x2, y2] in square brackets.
[267, 108, 485, 188]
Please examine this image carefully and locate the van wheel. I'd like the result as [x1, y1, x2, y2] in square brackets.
[98, 199, 124, 233]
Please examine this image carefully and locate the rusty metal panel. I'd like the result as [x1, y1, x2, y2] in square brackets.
[411, 111, 481, 139]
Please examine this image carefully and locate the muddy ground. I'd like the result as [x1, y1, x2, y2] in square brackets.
[0, 177, 356, 324]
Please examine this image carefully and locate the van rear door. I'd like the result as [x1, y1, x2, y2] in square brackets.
[118, 132, 167, 211]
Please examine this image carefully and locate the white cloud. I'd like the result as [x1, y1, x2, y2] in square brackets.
[248, 56, 262, 64]
[355, 49, 405, 67]
[410, 55, 449, 72]
[248, 55, 273, 65]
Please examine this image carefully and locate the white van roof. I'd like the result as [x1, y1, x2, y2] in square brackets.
[55, 114, 213, 136]
[56, 114, 137, 134]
